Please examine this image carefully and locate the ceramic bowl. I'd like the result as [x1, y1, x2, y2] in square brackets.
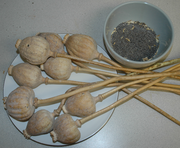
[103, 1, 174, 68]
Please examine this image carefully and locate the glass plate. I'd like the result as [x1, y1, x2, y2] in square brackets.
[3, 34, 118, 146]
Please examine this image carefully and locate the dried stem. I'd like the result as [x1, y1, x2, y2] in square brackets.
[108, 80, 180, 90]
[45, 78, 87, 85]
[53, 87, 76, 116]
[140, 80, 180, 89]
[144, 58, 180, 71]
[110, 82, 180, 95]
[53, 99, 66, 117]
[73, 61, 108, 80]
[99, 78, 155, 101]
[128, 58, 180, 76]
[74, 66, 120, 77]
[170, 75, 180, 80]
[98, 53, 123, 68]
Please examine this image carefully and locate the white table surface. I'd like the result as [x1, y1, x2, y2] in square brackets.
[0, 0, 180, 148]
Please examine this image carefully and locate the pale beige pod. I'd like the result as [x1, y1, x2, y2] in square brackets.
[62, 91, 96, 117]
[8, 63, 44, 89]
[50, 114, 80, 144]
[15, 36, 51, 65]
[40, 57, 72, 80]
[63, 34, 99, 61]
[3, 86, 35, 121]
[23, 109, 55, 139]
[36, 32, 65, 54]
[63, 34, 124, 68]
[40, 56, 119, 80]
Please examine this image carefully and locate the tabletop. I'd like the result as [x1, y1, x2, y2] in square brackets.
[0, 0, 180, 148]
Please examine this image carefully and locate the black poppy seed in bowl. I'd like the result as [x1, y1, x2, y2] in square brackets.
[111, 20, 160, 61]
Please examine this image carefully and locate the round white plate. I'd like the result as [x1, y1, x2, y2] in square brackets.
[3, 34, 118, 146]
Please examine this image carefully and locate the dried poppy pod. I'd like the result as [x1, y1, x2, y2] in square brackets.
[15, 36, 51, 65]
[62, 82, 120, 117]
[50, 114, 81, 144]
[3, 86, 35, 121]
[62, 91, 97, 117]
[40, 57, 72, 80]
[23, 109, 56, 138]
[36, 32, 66, 54]
[23, 109, 55, 138]
[8, 63, 44, 89]
[62, 84, 98, 117]
[63, 34, 122, 67]
[63, 34, 98, 61]
[40, 57, 119, 80]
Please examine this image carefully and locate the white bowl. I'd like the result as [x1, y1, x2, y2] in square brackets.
[104, 1, 174, 68]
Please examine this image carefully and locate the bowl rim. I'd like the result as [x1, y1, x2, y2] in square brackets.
[103, 1, 174, 65]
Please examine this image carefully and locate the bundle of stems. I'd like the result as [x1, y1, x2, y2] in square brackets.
[73, 60, 180, 125]
[78, 63, 180, 126]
